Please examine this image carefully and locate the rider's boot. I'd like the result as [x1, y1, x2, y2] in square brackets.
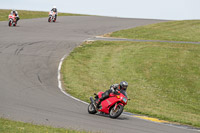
[96, 100, 101, 109]
[16, 17, 19, 24]
[96, 92, 109, 109]
[96, 97, 105, 109]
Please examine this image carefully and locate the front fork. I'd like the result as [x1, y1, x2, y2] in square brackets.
[9, 19, 13, 25]
[114, 103, 123, 110]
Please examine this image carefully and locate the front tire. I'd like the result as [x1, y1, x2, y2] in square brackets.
[88, 103, 97, 114]
[48, 17, 51, 22]
[109, 104, 124, 118]
[8, 20, 12, 27]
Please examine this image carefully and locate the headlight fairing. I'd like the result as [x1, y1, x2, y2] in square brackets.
[122, 97, 127, 103]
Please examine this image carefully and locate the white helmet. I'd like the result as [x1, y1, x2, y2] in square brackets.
[11, 9, 16, 13]
[53, 6, 56, 8]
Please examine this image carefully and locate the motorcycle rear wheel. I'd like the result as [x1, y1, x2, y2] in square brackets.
[88, 103, 97, 114]
[109, 104, 124, 118]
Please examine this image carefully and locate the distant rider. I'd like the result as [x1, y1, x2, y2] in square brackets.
[10, 9, 20, 23]
[51, 6, 58, 20]
[96, 81, 128, 108]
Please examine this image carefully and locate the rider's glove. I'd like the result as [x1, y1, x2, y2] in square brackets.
[113, 91, 120, 95]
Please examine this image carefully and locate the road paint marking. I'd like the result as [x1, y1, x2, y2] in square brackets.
[57, 53, 89, 105]
[133, 115, 169, 123]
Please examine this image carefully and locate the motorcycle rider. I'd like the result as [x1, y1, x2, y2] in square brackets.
[51, 6, 58, 20]
[10, 9, 20, 23]
[96, 81, 128, 108]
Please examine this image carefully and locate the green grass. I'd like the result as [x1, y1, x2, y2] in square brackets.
[109, 20, 200, 42]
[0, 9, 86, 21]
[61, 41, 200, 127]
[0, 118, 91, 133]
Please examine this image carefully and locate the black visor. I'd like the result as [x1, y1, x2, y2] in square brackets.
[122, 86, 127, 90]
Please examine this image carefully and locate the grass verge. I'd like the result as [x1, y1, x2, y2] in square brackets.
[109, 20, 200, 42]
[0, 9, 86, 21]
[61, 40, 200, 128]
[0, 118, 91, 133]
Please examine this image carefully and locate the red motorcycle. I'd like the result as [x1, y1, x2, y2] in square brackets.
[8, 14, 17, 27]
[48, 11, 56, 22]
[88, 89, 129, 118]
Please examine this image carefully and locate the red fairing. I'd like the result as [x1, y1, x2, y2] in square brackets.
[88, 89, 128, 118]
[97, 91, 104, 99]
[8, 14, 16, 21]
[98, 91, 127, 114]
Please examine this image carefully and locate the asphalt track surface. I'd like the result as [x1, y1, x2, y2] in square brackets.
[0, 16, 198, 133]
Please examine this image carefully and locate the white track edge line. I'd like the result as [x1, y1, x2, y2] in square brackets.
[58, 53, 89, 105]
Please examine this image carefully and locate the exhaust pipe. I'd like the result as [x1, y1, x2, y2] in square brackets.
[90, 97, 94, 104]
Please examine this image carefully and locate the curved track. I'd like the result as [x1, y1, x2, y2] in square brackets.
[0, 16, 198, 133]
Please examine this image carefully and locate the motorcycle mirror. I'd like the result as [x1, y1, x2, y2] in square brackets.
[128, 98, 131, 100]
[94, 93, 97, 95]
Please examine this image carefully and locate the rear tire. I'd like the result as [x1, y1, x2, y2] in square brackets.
[88, 103, 97, 114]
[53, 18, 56, 22]
[109, 104, 124, 118]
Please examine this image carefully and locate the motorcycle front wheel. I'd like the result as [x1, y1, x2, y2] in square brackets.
[48, 17, 51, 22]
[8, 20, 12, 27]
[109, 104, 124, 118]
[88, 103, 97, 114]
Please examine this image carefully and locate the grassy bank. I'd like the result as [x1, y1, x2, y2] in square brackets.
[0, 9, 86, 21]
[61, 40, 200, 127]
[109, 20, 200, 42]
[0, 118, 91, 133]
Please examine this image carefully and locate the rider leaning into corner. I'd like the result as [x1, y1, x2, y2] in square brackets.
[96, 81, 128, 108]
[10, 9, 20, 23]
[51, 6, 58, 20]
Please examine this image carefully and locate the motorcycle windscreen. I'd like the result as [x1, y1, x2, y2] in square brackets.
[120, 89, 128, 98]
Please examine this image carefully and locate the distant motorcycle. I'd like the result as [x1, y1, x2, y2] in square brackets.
[8, 14, 17, 27]
[48, 11, 56, 22]
[88, 89, 129, 118]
